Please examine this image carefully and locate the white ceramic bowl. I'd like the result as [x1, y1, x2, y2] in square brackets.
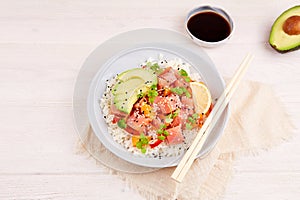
[82, 29, 230, 168]
[185, 5, 234, 48]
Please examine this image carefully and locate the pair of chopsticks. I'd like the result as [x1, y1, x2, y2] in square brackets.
[171, 53, 254, 182]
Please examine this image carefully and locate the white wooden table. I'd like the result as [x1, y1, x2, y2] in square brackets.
[1, 0, 299, 199]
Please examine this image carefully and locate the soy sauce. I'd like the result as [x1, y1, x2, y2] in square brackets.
[187, 11, 231, 42]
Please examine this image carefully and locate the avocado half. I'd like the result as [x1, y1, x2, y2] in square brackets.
[269, 5, 300, 53]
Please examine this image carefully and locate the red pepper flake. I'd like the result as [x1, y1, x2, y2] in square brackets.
[112, 116, 120, 124]
[149, 139, 163, 148]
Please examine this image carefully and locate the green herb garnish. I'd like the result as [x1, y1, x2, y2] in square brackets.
[146, 61, 152, 68]
[148, 90, 158, 103]
[179, 69, 191, 83]
[179, 69, 188, 76]
[136, 141, 142, 149]
[157, 129, 163, 134]
[185, 91, 191, 98]
[141, 148, 146, 154]
[117, 118, 126, 129]
[192, 113, 199, 119]
[137, 92, 145, 98]
[137, 84, 158, 103]
[187, 113, 199, 127]
[186, 123, 193, 130]
[171, 87, 185, 95]
[136, 133, 149, 154]
[188, 116, 195, 123]
[148, 84, 158, 103]
[165, 109, 180, 124]
[157, 124, 169, 136]
[159, 124, 167, 129]
[171, 87, 191, 98]
[172, 109, 179, 118]
[150, 63, 160, 71]
[163, 130, 169, 136]
[140, 134, 149, 145]
[184, 77, 191, 82]
[146, 62, 163, 74]
[158, 135, 166, 140]
[150, 84, 157, 90]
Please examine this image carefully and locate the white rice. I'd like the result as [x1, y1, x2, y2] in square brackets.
[99, 56, 202, 158]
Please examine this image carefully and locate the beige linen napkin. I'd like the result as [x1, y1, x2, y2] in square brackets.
[77, 80, 294, 200]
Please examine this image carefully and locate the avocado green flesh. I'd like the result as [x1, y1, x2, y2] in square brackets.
[269, 5, 300, 52]
[112, 78, 144, 95]
[113, 84, 149, 114]
[112, 68, 158, 114]
[113, 91, 138, 114]
[117, 68, 158, 86]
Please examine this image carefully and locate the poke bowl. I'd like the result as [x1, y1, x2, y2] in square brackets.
[87, 42, 229, 168]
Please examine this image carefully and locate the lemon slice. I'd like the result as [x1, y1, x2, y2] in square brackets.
[190, 82, 212, 114]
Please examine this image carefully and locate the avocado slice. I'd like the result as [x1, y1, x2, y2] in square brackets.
[117, 68, 158, 86]
[269, 5, 300, 53]
[112, 68, 158, 114]
[113, 84, 148, 114]
[112, 77, 144, 95]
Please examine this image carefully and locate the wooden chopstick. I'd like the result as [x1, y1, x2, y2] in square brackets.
[171, 53, 254, 182]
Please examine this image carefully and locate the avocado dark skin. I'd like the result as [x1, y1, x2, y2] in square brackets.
[269, 5, 300, 53]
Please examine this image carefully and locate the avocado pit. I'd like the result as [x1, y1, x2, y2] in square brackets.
[283, 15, 300, 35]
